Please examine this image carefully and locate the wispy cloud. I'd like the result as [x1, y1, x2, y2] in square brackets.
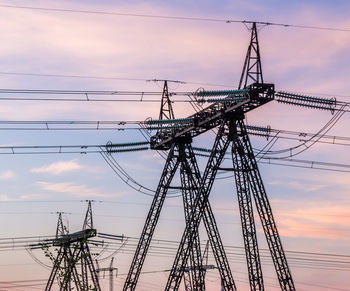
[278, 218, 350, 240]
[0, 170, 16, 179]
[270, 200, 350, 240]
[31, 159, 84, 175]
[37, 181, 122, 198]
[268, 180, 328, 192]
[18, 193, 47, 200]
[0, 194, 10, 201]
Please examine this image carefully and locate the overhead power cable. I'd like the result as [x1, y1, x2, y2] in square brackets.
[194, 147, 350, 173]
[0, 71, 233, 88]
[99, 149, 181, 198]
[0, 90, 349, 116]
[2, 70, 350, 99]
[0, 121, 348, 150]
[250, 126, 350, 147]
[2, 200, 350, 219]
[0, 142, 348, 173]
[0, 88, 196, 97]
[2, 234, 350, 289]
[258, 157, 350, 173]
[252, 103, 346, 159]
[0, 4, 349, 32]
[2, 233, 350, 261]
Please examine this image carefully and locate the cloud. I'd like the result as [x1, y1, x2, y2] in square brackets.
[269, 200, 350, 240]
[30, 159, 84, 175]
[277, 218, 350, 241]
[267, 179, 328, 193]
[0, 1, 348, 127]
[18, 193, 46, 200]
[0, 193, 46, 201]
[0, 194, 10, 201]
[0, 170, 16, 179]
[37, 181, 122, 198]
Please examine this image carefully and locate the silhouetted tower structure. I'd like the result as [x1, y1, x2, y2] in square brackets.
[56, 212, 66, 238]
[123, 22, 295, 291]
[45, 202, 101, 291]
[182, 241, 214, 291]
[158, 79, 206, 289]
[83, 199, 94, 230]
[96, 257, 118, 291]
[239, 22, 263, 89]
[124, 79, 235, 290]
[159, 80, 175, 121]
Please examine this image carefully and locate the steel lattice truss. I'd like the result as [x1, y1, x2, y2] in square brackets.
[45, 202, 101, 291]
[123, 22, 296, 291]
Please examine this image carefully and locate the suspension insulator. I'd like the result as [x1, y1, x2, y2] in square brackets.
[276, 91, 336, 112]
[197, 96, 248, 103]
[194, 89, 248, 97]
[145, 118, 193, 125]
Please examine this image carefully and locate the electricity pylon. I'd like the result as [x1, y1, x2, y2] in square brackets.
[123, 78, 235, 290]
[96, 257, 118, 291]
[124, 22, 295, 291]
[45, 202, 101, 291]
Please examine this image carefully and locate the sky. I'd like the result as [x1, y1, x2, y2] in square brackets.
[0, 0, 349, 290]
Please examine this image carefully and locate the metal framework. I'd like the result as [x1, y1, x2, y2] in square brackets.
[124, 102, 236, 291]
[159, 80, 175, 121]
[96, 257, 118, 291]
[45, 203, 101, 291]
[239, 22, 263, 89]
[123, 22, 295, 290]
[83, 200, 94, 230]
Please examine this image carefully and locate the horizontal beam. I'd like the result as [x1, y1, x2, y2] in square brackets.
[150, 83, 275, 150]
[53, 229, 97, 246]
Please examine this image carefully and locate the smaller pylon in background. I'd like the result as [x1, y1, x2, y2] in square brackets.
[83, 199, 95, 230]
[45, 202, 101, 291]
[96, 257, 118, 291]
[159, 80, 175, 121]
[55, 211, 67, 238]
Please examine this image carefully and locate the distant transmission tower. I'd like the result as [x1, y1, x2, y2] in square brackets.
[45, 201, 101, 291]
[96, 257, 118, 291]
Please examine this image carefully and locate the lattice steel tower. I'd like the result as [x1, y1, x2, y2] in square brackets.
[123, 22, 295, 291]
[45, 201, 101, 291]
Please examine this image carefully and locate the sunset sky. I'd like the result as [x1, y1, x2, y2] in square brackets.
[0, 0, 349, 290]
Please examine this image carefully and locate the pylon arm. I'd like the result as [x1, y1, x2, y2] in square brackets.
[151, 83, 274, 150]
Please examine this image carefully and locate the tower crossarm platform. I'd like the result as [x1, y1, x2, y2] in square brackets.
[150, 83, 274, 150]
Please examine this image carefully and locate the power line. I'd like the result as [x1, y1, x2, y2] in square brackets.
[0, 121, 349, 151]
[0, 70, 349, 99]
[0, 4, 349, 32]
[1, 200, 350, 219]
[253, 104, 346, 159]
[1, 238, 349, 289]
[258, 157, 350, 173]
[2, 212, 350, 237]
[0, 97, 190, 102]
[0, 90, 349, 115]
[0, 141, 347, 173]
[0, 71, 232, 88]
[0, 89, 163, 95]
[2, 233, 350, 260]
[1, 70, 350, 100]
